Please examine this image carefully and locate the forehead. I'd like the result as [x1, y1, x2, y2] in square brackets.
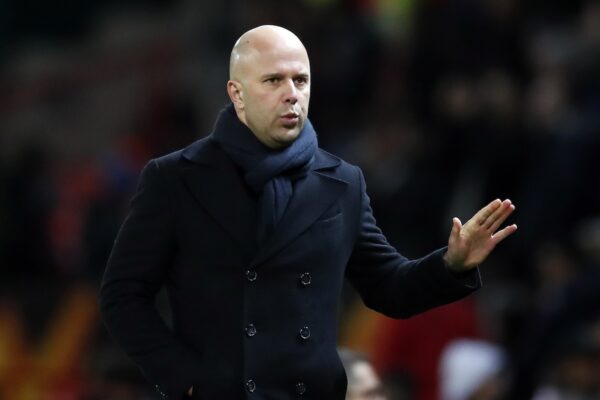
[244, 44, 310, 76]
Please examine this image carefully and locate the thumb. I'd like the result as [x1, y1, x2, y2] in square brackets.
[452, 217, 462, 237]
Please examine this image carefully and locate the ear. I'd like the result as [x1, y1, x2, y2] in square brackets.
[227, 80, 244, 110]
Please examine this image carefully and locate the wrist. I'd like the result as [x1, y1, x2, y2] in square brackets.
[443, 252, 468, 275]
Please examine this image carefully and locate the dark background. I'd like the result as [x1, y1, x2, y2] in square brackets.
[1, 0, 599, 399]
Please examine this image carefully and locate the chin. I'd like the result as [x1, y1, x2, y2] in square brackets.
[272, 130, 300, 148]
[284, 129, 302, 140]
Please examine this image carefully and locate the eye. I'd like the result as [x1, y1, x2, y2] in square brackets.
[294, 77, 308, 85]
[264, 77, 280, 84]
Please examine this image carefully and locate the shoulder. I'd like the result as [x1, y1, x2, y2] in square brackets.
[315, 148, 362, 184]
[151, 136, 214, 171]
[315, 148, 358, 169]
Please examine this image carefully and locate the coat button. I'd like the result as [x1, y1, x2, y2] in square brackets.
[245, 323, 257, 337]
[246, 269, 258, 282]
[296, 382, 307, 395]
[299, 272, 311, 286]
[246, 379, 256, 393]
[299, 326, 311, 340]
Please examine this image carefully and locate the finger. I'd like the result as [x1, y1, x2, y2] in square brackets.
[488, 203, 516, 232]
[449, 217, 462, 240]
[452, 217, 462, 237]
[483, 199, 513, 229]
[492, 224, 518, 243]
[482, 199, 509, 229]
[474, 199, 502, 225]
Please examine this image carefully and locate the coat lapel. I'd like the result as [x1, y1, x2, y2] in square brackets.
[252, 151, 348, 267]
[180, 138, 348, 266]
[180, 138, 257, 258]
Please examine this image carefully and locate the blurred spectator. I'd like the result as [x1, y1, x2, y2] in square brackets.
[339, 348, 389, 400]
[371, 298, 479, 400]
[439, 339, 507, 400]
[531, 323, 600, 400]
[510, 223, 600, 398]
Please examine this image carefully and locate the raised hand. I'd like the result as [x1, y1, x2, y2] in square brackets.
[443, 199, 517, 272]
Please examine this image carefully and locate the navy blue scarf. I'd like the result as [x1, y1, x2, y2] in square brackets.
[211, 104, 318, 241]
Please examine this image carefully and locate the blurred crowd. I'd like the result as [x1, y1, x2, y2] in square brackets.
[1, 0, 599, 399]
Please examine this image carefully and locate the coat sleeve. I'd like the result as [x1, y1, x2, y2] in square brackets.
[99, 160, 202, 400]
[345, 166, 481, 319]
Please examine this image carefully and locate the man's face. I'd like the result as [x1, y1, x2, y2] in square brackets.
[230, 43, 311, 149]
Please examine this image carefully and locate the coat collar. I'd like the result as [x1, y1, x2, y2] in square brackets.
[182, 135, 341, 171]
[180, 136, 346, 265]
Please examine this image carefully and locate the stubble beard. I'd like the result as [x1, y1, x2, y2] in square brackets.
[275, 118, 303, 147]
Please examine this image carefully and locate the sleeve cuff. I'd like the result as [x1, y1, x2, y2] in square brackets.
[429, 247, 482, 291]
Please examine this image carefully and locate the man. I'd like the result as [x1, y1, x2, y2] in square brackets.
[339, 349, 388, 400]
[100, 25, 517, 400]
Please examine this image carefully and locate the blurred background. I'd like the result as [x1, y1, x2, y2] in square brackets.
[1, 0, 599, 399]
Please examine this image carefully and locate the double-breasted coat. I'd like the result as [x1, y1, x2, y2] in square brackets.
[99, 136, 481, 400]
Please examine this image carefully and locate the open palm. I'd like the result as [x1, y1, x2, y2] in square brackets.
[444, 199, 517, 272]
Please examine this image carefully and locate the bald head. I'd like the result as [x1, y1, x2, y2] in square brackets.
[226, 25, 311, 149]
[229, 25, 309, 81]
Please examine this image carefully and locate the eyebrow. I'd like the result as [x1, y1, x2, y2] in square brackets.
[260, 72, 310, 80]
[260, 73, 281, 80]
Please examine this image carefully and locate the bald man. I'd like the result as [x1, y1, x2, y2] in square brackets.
[100, 25, 517, 400]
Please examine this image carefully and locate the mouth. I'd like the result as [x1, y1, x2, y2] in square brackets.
[280, 112, 300, 127]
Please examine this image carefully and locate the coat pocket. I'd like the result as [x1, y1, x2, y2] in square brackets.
[314, 212, 342, 229]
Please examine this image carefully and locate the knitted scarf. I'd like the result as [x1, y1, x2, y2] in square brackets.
[211, 103, 318, 242]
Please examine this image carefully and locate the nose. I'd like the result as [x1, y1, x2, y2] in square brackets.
[283, 79, 298, 104]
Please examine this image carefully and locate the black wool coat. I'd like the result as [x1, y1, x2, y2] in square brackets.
[99, 136, 481, 400]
